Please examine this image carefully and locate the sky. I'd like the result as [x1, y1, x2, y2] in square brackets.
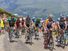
[0, 0, 68, 17]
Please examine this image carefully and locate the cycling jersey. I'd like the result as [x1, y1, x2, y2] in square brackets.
[26, 17, 31, 27]
[8, 18, 16, 27]
[59, 22, 65, 29]
[47, 22, 52, 29]
[45, 19, 49, 26]
[0, 19, 4, 28]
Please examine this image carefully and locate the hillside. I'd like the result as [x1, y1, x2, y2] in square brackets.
[0, 8, 14, 16]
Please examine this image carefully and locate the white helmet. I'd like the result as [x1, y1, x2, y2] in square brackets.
[49, 14, 54, 17]
[57, 18, 60, 21]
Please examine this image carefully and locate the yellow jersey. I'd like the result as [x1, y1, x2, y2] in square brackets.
[0, 19, 4, 27]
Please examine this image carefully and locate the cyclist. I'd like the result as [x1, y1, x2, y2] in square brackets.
[44, 15, 54, 48]
[57, 16, 66, 48]
[15, 17, 20, 38]
[8, 16, 16, 42]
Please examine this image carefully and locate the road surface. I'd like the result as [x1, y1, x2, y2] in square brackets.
[0, 32, 68, 51]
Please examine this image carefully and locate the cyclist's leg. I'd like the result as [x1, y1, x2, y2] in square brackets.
[15, 28, 19, 38]
[9, 27, 13, 41]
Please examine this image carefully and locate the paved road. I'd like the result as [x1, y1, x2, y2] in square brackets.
[20, 32, 68, 51]
[3, 32, 31, 51]
[0, 32, 68, 51]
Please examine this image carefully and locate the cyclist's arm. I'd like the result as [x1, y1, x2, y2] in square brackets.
[57, 22, 60, 29]
[65, 21, 67, 30]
